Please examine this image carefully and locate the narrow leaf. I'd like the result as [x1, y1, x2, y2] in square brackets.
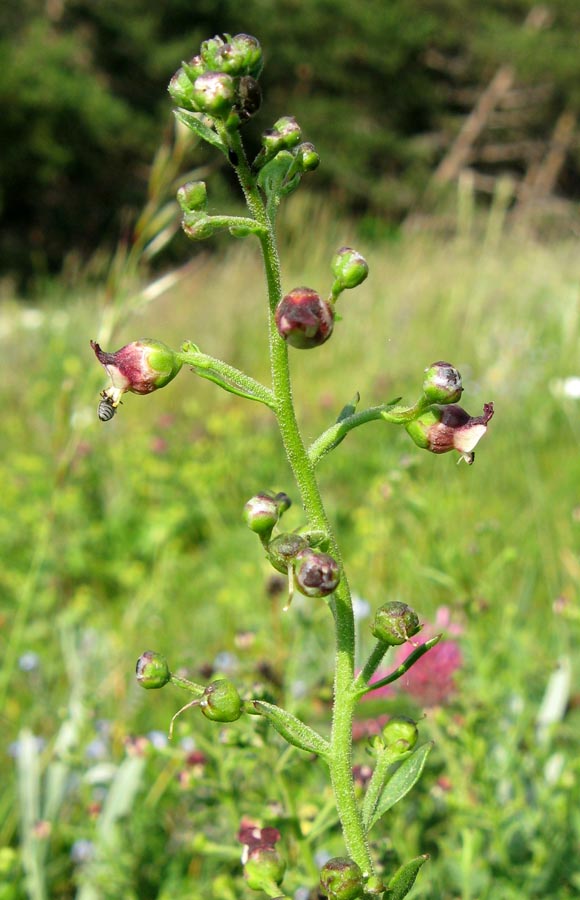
[173, 109, 227, 153]
[250, 700, 330, 759]
[385, 854, 430, 899]
[367, 743, 433, 831]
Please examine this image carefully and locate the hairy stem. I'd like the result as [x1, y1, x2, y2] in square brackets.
[226, 129, 374, 874]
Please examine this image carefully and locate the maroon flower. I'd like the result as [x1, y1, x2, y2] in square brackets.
[91, 338, 182, 420]
[406, 402, 494, 464]
[275, 287, 334, 349]
[237, 818, 281, 864]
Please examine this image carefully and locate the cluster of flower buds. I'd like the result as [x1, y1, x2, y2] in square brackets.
[168, 33, 263, 129]
[275, 247, 368, 350]
[244, 493, 341, 607]
[91, 339, 182, 421]
[404, 361, 494, 464]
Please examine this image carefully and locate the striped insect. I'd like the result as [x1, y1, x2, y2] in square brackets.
[97, 394, 117, 422]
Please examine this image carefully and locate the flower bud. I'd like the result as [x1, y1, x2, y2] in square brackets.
[199, 35, 227, 70]
[199, 678, 242, 722]
[91, 339, 182, 415]
[371, 601, 421, 645]
[294, 141, 320, 173]
[230, 33, 263, 79]
[244, 845, 286, 891]
[262, 116, 302, 154]
[177, 181, 208, 214]
[422, 361, 463, 404]
[273, 492, 292, 514]
[294, 549, 340, 598]
[405, 402, 494, 465]
[136, 651, 171, 689]
[331, 247, 369, 291]
[243, 493, 280, 537]
[182, 55, 206, 81]
[320, 857, 364, 900]
[191, 72, 235, 117]
[275, 287, 334, 349]
[212, 34, 263, 79]
[168, 67, 196, 107]
[267, 533, 309, 574]
[382, 716, 419, 753]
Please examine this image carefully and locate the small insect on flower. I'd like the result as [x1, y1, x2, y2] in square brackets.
[97, 394, 117, 422]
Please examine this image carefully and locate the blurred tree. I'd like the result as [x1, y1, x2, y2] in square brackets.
[2, 0, 580, 287]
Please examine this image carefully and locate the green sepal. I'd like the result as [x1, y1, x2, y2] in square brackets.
[384, 854, 430, 900]
[173, 108, 227, 154]
[365, 743, 433, 832]
[248, 700, 331, 759]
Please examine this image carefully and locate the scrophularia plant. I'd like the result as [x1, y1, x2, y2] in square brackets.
[92, 32, 494, 899]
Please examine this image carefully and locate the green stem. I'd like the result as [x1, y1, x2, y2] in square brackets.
[227, 129, 374, 875]
[308, 397, 431, 467]
[354, 635, 443, 698]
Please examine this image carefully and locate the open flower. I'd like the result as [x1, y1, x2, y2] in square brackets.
[405, 402, 494, 464]
[91, 339, 182, 419]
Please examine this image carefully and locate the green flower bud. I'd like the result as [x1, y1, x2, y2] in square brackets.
[294, 549, 340, 598]
[243, 493, 280, 537]
[177, 181, 208, 214]
[422, 361, 463, 404]
[320, 857, 364, 900]
[181, 55, 206, 81]
[295, 141, 320, 172]
[262, 116, 302, 154]
[273, 492, 292, 514]
[191, 72, 235, 117]
[371, 601, 421, 645]
[200, 678, 242, 722]
[168, 67, 196, 108]
[244, 846, 286, 891]
[275, 287, 335, 349]
[331, 247, 369, 290]
[136, 651, 171, 689]
[91, 339, 182, 418]
[212, 34, 263, 79]
[382, 716, 419, 753]
[267, 533, 309, 574]
[199, 35, 227, 70]
[230, 33, 263, 79]
[405, 402, 494, 465]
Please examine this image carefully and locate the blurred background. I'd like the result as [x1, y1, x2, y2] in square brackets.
[2, 2, 580, 899]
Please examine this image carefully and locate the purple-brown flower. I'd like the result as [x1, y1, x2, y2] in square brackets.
[91, 339, 182, 420]
[405, 401, 494, 464]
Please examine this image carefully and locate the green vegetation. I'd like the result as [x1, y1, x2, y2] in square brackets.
[3, 0, 580, 283]
[2, 202, 580, 896]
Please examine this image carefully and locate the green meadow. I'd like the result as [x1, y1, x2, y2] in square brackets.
[2, 200, 580, 898]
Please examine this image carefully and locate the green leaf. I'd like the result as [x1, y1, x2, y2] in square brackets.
[249, 700, 330, 759]
[385, 854, 430, 900]
[367, 742, 433, 831]
[173, 109, 227, 153]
